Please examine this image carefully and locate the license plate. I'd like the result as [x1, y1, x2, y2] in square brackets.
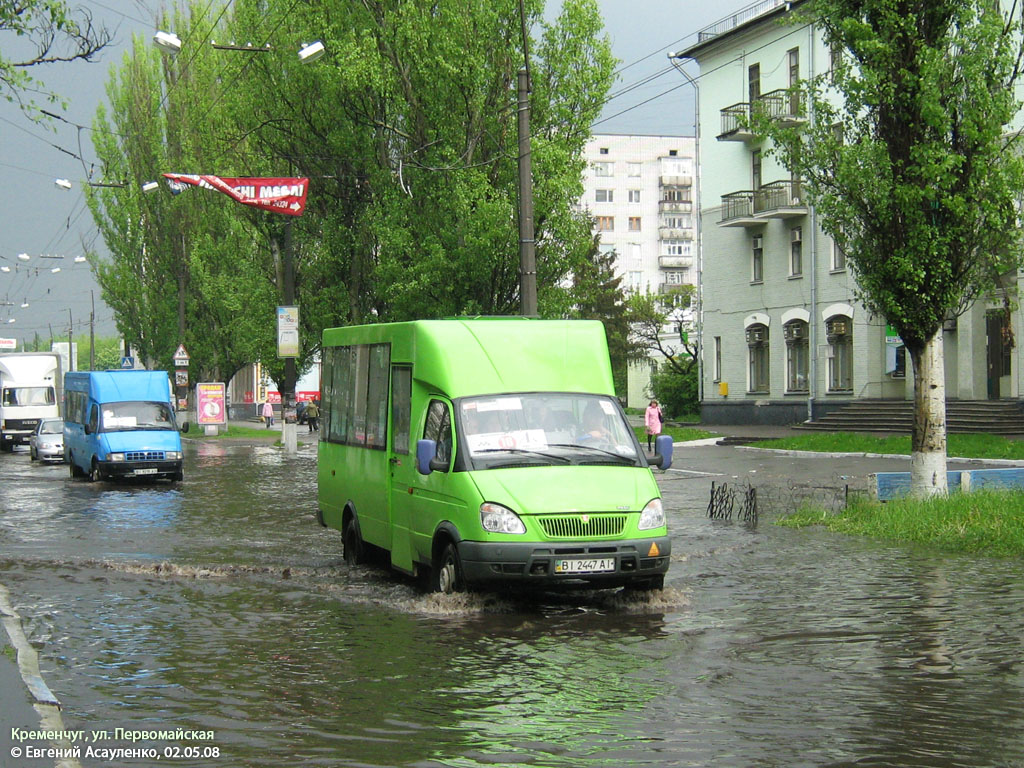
[133, 467, 159, 476]
[554, 557, 615, 574]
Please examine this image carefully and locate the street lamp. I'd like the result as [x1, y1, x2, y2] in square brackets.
[298, 41, 325, 63]
[54, 179, 72, 190]
[142, 181, 160, 192]
[153, 31, 182, 53]
[17, 253, 29, 261]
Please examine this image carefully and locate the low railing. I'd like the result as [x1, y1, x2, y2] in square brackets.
[753, 180, 805, 214]
[721, 191, 755, 222]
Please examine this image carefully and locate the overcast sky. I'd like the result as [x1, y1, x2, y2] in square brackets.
[0, 0, 749, 348]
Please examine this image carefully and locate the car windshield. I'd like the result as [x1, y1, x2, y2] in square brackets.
[100, 401, 175, 432]
[457, 393, 639, 469]
[39, 420, 63, 434]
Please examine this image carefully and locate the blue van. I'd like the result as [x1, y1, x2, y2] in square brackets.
[64, 370, 188, 482]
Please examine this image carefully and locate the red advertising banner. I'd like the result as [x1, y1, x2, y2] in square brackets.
[196, 382, 227, 425]
[162, 174, 309, 217]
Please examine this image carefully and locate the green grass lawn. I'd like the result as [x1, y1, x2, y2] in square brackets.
[633, 424, 716, 444]
[753, 431, 1024, 460]
[190, 424, 289, 440]
[779, 490, 1024, 557]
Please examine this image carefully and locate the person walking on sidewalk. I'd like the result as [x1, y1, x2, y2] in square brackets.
[305, 400, 320, 433]
[262, 400, 275, 429]
[644, 399, 663, 452]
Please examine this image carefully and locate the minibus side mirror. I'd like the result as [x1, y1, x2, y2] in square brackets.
[649, 434, 673, 470]
[180, 421, 190, 434]
[417, 439, 449, 475]
[84, 423, 92, 436]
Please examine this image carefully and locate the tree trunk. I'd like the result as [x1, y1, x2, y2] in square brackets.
[909, 329, 948, 497]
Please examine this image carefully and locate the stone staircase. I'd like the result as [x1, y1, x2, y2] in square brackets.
[794, 399, 1024, 435]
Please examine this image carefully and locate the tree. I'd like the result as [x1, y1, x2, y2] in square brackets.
[753, 0, 1024, 497]
[626, 287, 698, 416]
[0, 0, 112, 113]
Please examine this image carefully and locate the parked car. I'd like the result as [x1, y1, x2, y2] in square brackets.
[29, 418, 65, 462]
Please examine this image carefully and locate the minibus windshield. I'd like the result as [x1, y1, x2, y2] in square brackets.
[100, 401, 176, 432]
[458, 393, 640, 469]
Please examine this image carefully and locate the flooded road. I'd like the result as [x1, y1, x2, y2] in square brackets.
[2, 440, 1023, 767]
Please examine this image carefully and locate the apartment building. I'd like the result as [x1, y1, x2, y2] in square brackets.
[581, 135, 697, 406]
[679, 0, 1021, 425]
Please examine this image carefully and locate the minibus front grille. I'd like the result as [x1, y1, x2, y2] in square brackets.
[126, 450, 165, 462]
[537, 514, 627, 539]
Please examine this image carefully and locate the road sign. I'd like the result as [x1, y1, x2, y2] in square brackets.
[120, 356, 134, 369]
[173, 343, 190, 367]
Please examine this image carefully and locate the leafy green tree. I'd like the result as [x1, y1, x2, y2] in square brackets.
[752, 0, 1024, 497]
[0, 0, 112, 113]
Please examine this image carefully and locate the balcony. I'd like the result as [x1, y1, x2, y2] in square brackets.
[753, 179, 806, 218]
[659, 255, 693, 268]
[719, 191, 762, 227]
[660, 175, 693, 188]
[659, 200, 692, 213]
[659, 282, 692, 295]
[759, 88, 805, 127]
[717, 103, 755, 142]
[658, 227, 693, 240]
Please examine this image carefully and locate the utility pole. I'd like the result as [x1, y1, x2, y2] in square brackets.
[67, 309, 73, 372]
[517, 67, 537, 317]
[89, 291, 95, 371]
[281, 218, 297, 454]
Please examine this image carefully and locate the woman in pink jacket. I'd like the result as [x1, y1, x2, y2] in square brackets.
[644, 399, 663, 452]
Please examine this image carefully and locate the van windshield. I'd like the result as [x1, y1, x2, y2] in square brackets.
[100, 401, 176, 432]
[2, 386, 56, 406]
[457, 393, 640, 469]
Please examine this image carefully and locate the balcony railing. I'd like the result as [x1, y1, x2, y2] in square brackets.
[753, 179, 806, 217]
[720, 191, 760, 226]
[718, 103, 754, 141]
[758, 88, 805, 126]
[659, 255, 693, 268]
[659, 200, 692, 213]
[696, 0, 788, 43]
[660, 175, 693, 188]
[658, 227, 693, 240]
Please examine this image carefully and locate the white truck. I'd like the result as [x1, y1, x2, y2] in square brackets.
[0, 352, 62, 451]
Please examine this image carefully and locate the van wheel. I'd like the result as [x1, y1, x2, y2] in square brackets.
[88, 459, 102, 482]
[172, 470, 184, 482]
[69, 455, 85, 478]
[343, 518, 366, 566]
[432, 542, 465, 594]
[627, 575, 665, 592]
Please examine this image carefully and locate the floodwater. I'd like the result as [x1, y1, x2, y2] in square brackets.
[1, 440, 1023, 767]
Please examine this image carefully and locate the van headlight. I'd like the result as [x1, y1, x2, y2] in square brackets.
[165, 451, 182, 460]
[638, 498, 665, 530]
[480, 502, 526, 534]
[107, 453, 125, 462]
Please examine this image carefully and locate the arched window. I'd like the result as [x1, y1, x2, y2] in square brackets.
[784, 320, 809, 392]
[746, 323, 770, 393]
[827, 316, 853, 392]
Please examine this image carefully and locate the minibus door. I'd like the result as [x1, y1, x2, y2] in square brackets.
[387, 366, 416, 573]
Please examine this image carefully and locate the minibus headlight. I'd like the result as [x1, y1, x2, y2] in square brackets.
[165, 451, 182, 460]
[638, 498, 665, 530]
[107, 453, 125, 462]
[480, 502, 526, 534]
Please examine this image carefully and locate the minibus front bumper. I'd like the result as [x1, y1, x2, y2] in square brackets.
[99, 458, 183, 480]
[457, 536, 671, 589]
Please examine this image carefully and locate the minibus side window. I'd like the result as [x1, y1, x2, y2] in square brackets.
[391, 367, 412, 454]
[424, 400, 452, 465]
[88, 404, 99, 433]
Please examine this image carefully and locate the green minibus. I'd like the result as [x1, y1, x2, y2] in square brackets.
[316, 318, 672, 593]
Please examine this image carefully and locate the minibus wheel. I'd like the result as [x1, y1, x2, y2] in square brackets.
[343, 518, 367, 566]
[432, 542, 465, 594]
[627, 575, 665, 592]
[88, 459, 102, 482]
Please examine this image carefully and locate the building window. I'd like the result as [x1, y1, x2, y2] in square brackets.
[663, 188, 691, 203]
[788, 47, 800, 86]
[594, 161, 613, 177]
[595, 216, 614, 231]
[628, 271, 643, 289]
[669, 149, 678, 156]
[665, 241, 692, 256]
[827, 316, 853, 392]
[747, 324, 769, 393]
[748, 63, 761, 103]
[599, 147, 609, 155]
[595, 189, 614, 203]
[784, 320, 809, 392]
[752, 150, 762, 190]
[790, 227, 803, 276]
[713, 337, 722, 382]
[628, 189, 641, 203]
[831, 237, 846, 271]
[628, 217, 642, 231]
[752, 235, 763, 283]
[662, 215, 692, 229]
[664, 270, 686, 284]
[627, 162, 641, 177]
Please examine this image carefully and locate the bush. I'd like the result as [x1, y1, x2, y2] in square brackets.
[651, 362, 698, 419]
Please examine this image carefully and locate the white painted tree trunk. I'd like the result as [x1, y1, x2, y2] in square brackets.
[909, 329, 948, 497]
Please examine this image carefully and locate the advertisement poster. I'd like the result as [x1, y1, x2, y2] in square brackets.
[196, 382, 227, 426]
[161, 174, 309, 217]
[277, 306, 299, 358]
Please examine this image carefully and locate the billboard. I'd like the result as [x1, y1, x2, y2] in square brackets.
[196, 382, 227, 426]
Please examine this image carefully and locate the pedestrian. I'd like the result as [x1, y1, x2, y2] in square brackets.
[262, 400, 274, 429]
[305, 400, 320, 433]
[644, 399, 663, 452]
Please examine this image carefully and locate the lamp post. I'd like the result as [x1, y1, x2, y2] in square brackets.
[667, 52, 704, 406]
